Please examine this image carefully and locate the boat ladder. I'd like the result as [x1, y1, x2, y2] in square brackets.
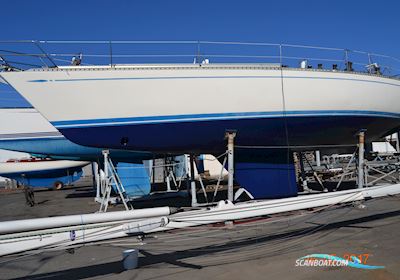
[99, 150, 130, 212]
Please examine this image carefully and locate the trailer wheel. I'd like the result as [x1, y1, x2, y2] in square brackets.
[54, 181, 64, 190]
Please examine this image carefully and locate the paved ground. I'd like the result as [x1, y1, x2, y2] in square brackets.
[0, 186, 400, 280]
[0, 185, 124, 222]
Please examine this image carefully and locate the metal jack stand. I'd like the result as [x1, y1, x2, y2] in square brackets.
[191, 131, 240, 206]
[92, 162, 103, 203]
[226, 131, 236, 202]
[315, 150, 321, 167]
[298, 152, 310, 192]
[356, 130, 367, 208]
[164, 157, 180, 192]
[302, 153, 327, 192]
[211, 131, 244, 203]
[334, 130, 367, 191]
[188, 155, 208, 207]
[211, 153, 228, 203]
[99, 150, 130, 212]
[357, 130, 366, 189]
[189, 154, 198, 207]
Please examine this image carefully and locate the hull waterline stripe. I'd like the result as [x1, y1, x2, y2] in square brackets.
[0, 132, 63, 138]
[51, 110, 400, 129]
[0, 136, 65, 141]
[29, 75, 400, 87]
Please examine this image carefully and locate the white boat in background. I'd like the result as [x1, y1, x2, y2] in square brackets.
[0, 158, 89, 175]
[0, 107, 153, 197]
[0, 108, 153, 163]
[0, 108, 62, 141]
[0, 157, 89, 189]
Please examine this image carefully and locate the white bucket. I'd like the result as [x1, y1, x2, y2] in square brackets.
[123, 249, 139, 270]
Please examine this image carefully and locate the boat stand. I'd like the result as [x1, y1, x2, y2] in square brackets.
[92, 162, 103, 203]
[191, 131, 240, 207]
[226, 131, 236, 202]
[301, 152, 327, 192]
[298, 152, 311, 192]
[334, 130, 366, 190]
[357, 130, 365, 189]
[211, 153, 228, 203]
[99, 150, 130, 212]
[333, 130, 400, 190]
[189, 154, 198, 207]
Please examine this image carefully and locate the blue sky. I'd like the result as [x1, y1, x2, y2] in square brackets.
[1, 0, 399, 107]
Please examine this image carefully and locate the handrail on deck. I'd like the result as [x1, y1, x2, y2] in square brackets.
[0, 40, 398, 76]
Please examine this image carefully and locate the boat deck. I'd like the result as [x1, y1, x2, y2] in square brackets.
[1, 186, 400, 279]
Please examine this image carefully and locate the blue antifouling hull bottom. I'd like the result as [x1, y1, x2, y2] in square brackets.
[235, 162, 298, 199]
[6, 170, 83, 189]
[116, 162, 151, 198]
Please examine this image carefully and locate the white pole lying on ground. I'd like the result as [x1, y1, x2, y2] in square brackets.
[0, 206, 173, 234]
[152, 183, 400, 231]
[2, 183, 400, 256]
[0, 216, 169, 257]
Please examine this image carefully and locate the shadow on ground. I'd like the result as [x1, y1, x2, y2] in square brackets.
[65, 187, 96, 198]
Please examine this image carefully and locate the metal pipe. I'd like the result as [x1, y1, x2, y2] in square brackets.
[189, 154, 197, 206]
[100, 150, 110, 212]
[298, 152, 308, 191]
[103, 150, 109, 179]
[226, 132, 236, 202]
[166, 172, 171, 192]
[315, 150, 321, 167]
[92, 162, 101, 202]
[358, 131, 365, 189]
[396, 132, 400, 153]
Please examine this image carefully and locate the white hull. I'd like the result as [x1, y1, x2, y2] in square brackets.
[2, 65, 400, 123]
[0, 160, 89, 175]
[0, 108, 61, 140]
[2, 65, 400, 151]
